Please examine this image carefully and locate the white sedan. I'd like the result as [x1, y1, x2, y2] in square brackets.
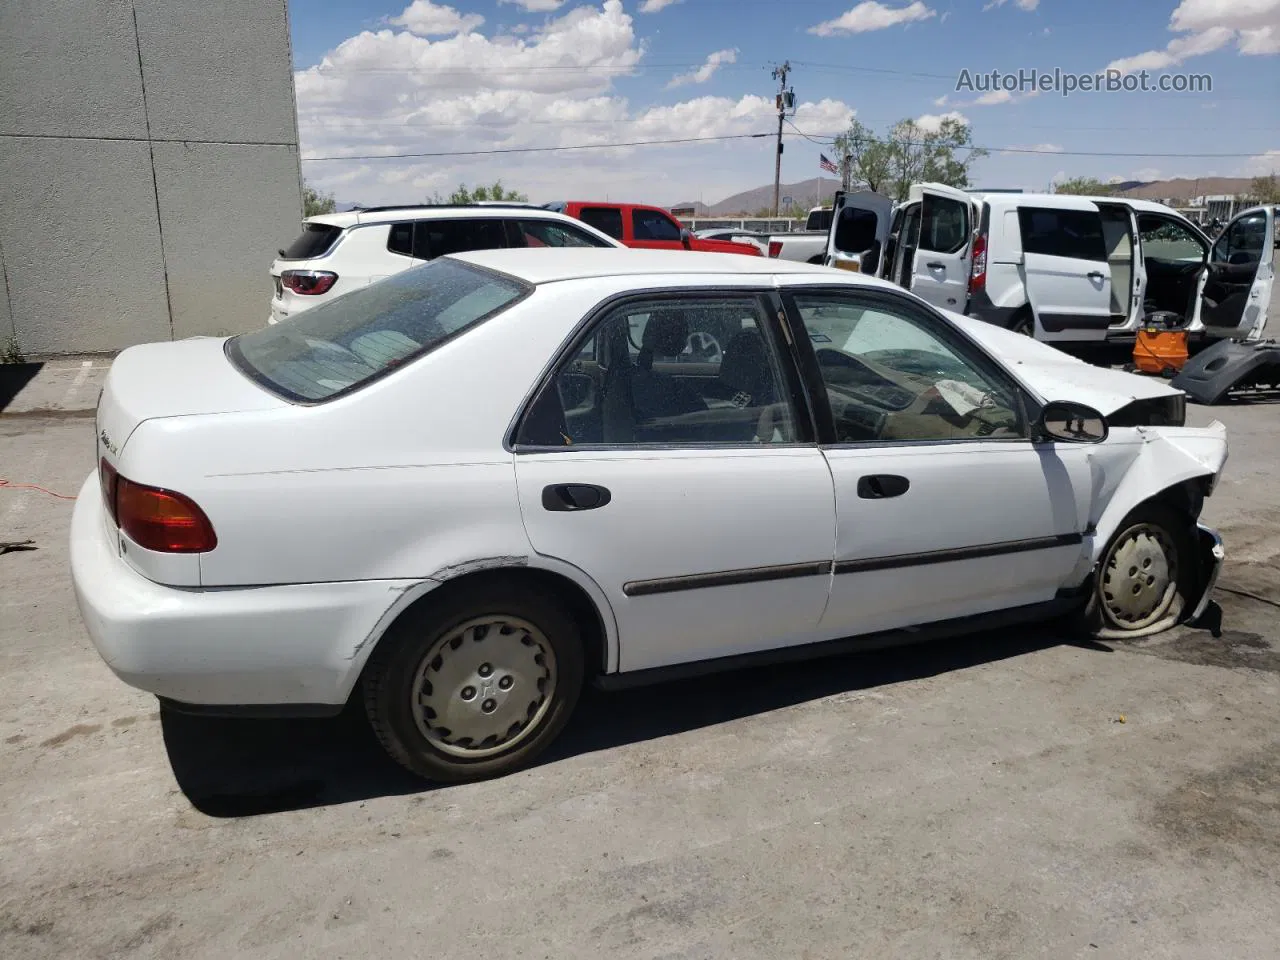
[72, 249, 1227, 782]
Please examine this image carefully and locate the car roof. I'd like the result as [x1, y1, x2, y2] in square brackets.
[306, 205, 573, 228]
[978, 192, 1183, 216]
[449, 248, 886, 286]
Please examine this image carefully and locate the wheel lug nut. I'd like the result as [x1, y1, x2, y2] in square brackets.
[478, 663, 493, 677]
[499, 676, 514, 690]
[460, 686, 476, 701]
[482, 699, 497, 713]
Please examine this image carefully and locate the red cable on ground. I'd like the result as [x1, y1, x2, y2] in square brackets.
[0, 479, 78, 500]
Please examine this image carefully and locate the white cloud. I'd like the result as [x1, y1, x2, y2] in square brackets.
[1107, 0, 1280, 74]
[668, 48, 737, 87]
[974, 89, 1014, 105]
[499, 0, 566, 12]
[638, 0, 682, 11]
[1000, 142, 1064, 155]
[983, 0, 1039, 9]
[932, 94, 949, 106]
[295, 1, 854, 206]
[1241, 149, 1280, 175]
[388, 0, 484, 36]
[809, 1, 936, 37]
[914, 110, 969, 133]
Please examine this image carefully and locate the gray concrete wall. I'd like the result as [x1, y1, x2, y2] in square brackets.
[0, 0, 301, 356]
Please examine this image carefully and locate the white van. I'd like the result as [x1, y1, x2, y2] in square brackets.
[825, 188, 1273, 343]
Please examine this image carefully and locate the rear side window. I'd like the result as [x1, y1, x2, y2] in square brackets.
[807, 209, 833, 231]
[512, 219, 613, 248]
[228, 259, 529, 402]
[579, 207, 624, 239]
[387, 221, 416, 258]
[1018, 207, 1106, 261]
[632, 209, 682, 242]
[281, 223, 343, 260]
[416, 219, 508, 259]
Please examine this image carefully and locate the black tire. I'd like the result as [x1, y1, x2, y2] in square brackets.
[362, 577, 584, 782]
[1086, 502, 1196, 639]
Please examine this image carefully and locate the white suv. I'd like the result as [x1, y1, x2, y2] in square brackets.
[269, 204, 621, 324]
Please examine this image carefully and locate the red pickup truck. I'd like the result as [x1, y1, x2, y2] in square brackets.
[545, 202, 763, 256]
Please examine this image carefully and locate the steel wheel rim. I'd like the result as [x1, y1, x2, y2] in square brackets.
[1101, 522, 1179, 630]
[411, 616, 557, 759]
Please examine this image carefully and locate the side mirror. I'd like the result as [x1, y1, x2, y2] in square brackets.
[1037, 401, 1108, 444]
[680, 227, 692, 250]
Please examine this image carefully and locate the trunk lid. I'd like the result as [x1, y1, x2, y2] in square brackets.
[96, 337, 287, 464]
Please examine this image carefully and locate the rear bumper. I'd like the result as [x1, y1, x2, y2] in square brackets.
[70, 474, 422, 708]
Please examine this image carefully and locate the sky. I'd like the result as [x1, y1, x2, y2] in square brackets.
[289, 0, 1280, 208]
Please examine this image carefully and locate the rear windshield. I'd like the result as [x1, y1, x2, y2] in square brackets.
[281, 223, 344, 260]
[228, 259, 529, 402]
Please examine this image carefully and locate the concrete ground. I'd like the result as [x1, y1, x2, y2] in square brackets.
[1, 397, 1278, 959]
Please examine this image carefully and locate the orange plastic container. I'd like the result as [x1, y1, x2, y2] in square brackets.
[1133, 327, 1189, 375]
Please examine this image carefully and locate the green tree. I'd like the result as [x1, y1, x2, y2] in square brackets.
[446, 181, 529, 204]
[303, 181, 337, 217]
[833, 117, 988, 201]
[1248, 173, 1280, 204]
[1051, 177, 1113, 196]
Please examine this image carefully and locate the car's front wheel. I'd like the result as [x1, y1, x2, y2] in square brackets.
[1089, 503, 1195, 638]
[363, 578, 584, 782]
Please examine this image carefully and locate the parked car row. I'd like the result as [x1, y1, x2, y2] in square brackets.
[817, 185, 1276, 346]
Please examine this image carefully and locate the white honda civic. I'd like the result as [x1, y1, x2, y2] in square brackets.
[72, 249, 1227, 782]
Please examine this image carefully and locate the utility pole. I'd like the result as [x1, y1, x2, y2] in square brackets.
[771, 61, 793, 217]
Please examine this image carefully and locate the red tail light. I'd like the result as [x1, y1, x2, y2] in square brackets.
[280, 269, 338, 296]
[99, 465, 217, 553]
[768, 241, 783, 258]
[968, 233, 987, 295]
[99, 458, 119, 523]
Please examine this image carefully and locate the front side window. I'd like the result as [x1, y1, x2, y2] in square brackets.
[790, 291, 1025, 443]
[1018, 207, 1107, 261]
[632, 209, 683, 242]
[920, 195, 969, 254]
[1138, 215, 1206, 262]
[513, 219, 613, 248]
[578, 207, 624, 240]
[1213, 212, 1267, 265]
[517, 296, 798, 447]
[229, 259, 528, 402]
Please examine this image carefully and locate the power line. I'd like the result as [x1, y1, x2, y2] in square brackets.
[300, 131, 771, 162]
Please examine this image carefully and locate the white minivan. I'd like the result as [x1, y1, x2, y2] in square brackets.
[825, 188, 1273, 344]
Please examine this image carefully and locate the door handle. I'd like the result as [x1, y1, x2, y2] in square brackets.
[542, 483, 611, 512]
[1087, 271, 1106, 281]
[856, 475, 910, 499]
[926, 261, 945, 270]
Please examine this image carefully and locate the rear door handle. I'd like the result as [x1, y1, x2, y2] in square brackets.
[926, 261, 945, 270]
[1087, 271, 1106, 281]
[856, 475, 910, 499]
[542, 483, 611, 512]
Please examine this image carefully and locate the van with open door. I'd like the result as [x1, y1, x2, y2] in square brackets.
[1200, 205, 1276, 341]
[828, 188, 1217, 345]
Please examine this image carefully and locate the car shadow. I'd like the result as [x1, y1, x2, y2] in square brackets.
[0, 362, 43, 413]
[162, 621, 1107, 818]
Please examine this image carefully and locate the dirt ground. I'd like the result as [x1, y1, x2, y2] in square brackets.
[1, 400, 1278, 960]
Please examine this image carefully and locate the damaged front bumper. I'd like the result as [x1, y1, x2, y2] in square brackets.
[1188, 522, 1226, 624]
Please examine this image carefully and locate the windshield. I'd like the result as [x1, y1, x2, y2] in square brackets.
[228, 258, 529, 402]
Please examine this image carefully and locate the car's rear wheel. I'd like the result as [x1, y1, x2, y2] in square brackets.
[363, 579, 584, 782]
[1089, 504, 1193, 638]
[1009, 309, 1034, 337]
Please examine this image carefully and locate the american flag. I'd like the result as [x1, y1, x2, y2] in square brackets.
[819, 153, 839, 175]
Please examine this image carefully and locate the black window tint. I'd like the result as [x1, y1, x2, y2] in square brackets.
[1215, 213, 1267, 264]
[387, 221, 416, 258]
[920, 195, 969, 254]
[514, 219, 613, 248]
[832, 207, 879, 253]
[281, 224, 343, 260]
[229, 260, 527, 402]
[1018, 207, 1107, 261]
[632, 209, 683, 242]
[414, 219, 509, 260]
[807, 209, 833, 231]
[517, 297, 798, 447]
[579, 207, 624, 239]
